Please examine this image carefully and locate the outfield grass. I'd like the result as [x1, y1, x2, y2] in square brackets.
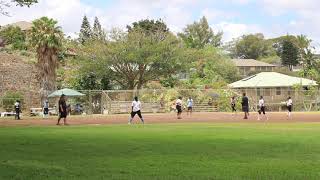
[1, 123, 320, 180]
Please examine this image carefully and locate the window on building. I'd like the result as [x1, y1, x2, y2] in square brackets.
[239, 67, 245, 75]
[276, 87, 281, 95]
[288, 88, 291, 95]
[265, 88, 271, 96]
[257, 88, 261, 96]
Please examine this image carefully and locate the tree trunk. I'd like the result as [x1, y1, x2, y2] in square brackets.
[37, 47, 59, 103]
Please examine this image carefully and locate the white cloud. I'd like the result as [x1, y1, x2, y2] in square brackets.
[261, 0, 318, 15]
[213, 22, 262, 42]
[0, 0, 97, 35]
[0, 0, 197, 35]
[201, 8, 237, 21]
[1, 0, 320, 53]
[260, 0, 320, 52]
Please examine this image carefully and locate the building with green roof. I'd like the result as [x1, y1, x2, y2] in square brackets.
[229, 72, 318, 111]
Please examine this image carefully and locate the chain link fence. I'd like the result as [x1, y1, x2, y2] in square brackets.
[1, 88, 320, 116]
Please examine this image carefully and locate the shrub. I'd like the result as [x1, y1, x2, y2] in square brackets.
[1, 91, 23, 111]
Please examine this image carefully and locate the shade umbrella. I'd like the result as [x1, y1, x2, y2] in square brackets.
[48, 88, 84, 98]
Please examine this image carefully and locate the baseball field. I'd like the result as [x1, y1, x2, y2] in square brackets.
[1, 112, 320, 179]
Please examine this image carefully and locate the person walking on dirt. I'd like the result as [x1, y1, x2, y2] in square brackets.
[14, 100, 21, 120]
[57, 94, 68, 125]
[241, 93, 249, 119]
[176, 97, 183, 119]
[187, 97, 193, 116]
[231, 96, 237, 116]
[286, 97, 293, 120]
[257, 96, 268, 121]
[128, 96, 144, 124]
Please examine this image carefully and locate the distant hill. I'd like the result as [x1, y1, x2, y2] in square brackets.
[0, 52, 41, 109]
[1, 21, 32, 31]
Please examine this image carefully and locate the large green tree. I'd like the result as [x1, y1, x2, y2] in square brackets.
[79, 15, 92, 44]
[77, 29, 188, 90]
[295, 35, 316, 71]
[29, 17, 64, 100]
[278, 36, 299, 71]
[189, 47, 240, 85]
[231, 33, 273, 59]
[178, 16, 223, 49]
[0, 0, 37, 15]
[92, 17, 105, 41]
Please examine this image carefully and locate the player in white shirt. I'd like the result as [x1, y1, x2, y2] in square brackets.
[257, 96, 268, 121]
[176, 97, 183, 119]
[187, 97, 193, 116]
[14, 100, 21, 120]
[128, 96, 144, 124]
[286, 97, 293, 120]
[43, 100, 49, 118]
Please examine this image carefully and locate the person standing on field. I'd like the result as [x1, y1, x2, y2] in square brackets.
[14, 100, 21, 120]
[128, 96, 144, 124]
[257, 96, 268, 121]
[241, 93, 249, 119]
[57, 94, 68, 125]
[187, 97, 193, 116]
[43, 99, 49, 119]
[176, 97, 183, 119]
[231, 96, 237, 116]
[286, 97, 293, 120]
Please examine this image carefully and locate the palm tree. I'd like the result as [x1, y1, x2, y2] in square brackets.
[29, 17, 63, 101]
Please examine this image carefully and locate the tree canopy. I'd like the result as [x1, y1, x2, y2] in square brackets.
[127, 19, 169, 35]
[230, 33, 273, 59]
[277, 36, 299, 71]
[92, 17, 106, 42]
[178, 16, 223, 49]
[0, 25, 26, 49]
[73, 29, 189, 90]
[79, 15, 92, 44]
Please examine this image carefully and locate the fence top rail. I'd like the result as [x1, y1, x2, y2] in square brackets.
[75, 88, 320, 92]
[77, 89, 236, 93]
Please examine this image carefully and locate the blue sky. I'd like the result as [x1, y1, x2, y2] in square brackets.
[1, 0, 319, 50]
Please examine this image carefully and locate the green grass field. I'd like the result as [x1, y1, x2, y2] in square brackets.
[1, 123, 320, 180]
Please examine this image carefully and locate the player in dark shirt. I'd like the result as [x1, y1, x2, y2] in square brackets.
[57, 94, 68, 125]
[241, 93, 249, 119]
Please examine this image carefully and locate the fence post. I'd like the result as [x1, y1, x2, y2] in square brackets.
[88, 90, 92, 115]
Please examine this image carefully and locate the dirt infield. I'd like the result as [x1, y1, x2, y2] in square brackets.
[0, 112, 320, 126]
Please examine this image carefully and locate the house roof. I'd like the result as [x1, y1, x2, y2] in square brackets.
[2, 21, 32, 31]
[229, 72, 317, 88]
[231, 59, 277, 67]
